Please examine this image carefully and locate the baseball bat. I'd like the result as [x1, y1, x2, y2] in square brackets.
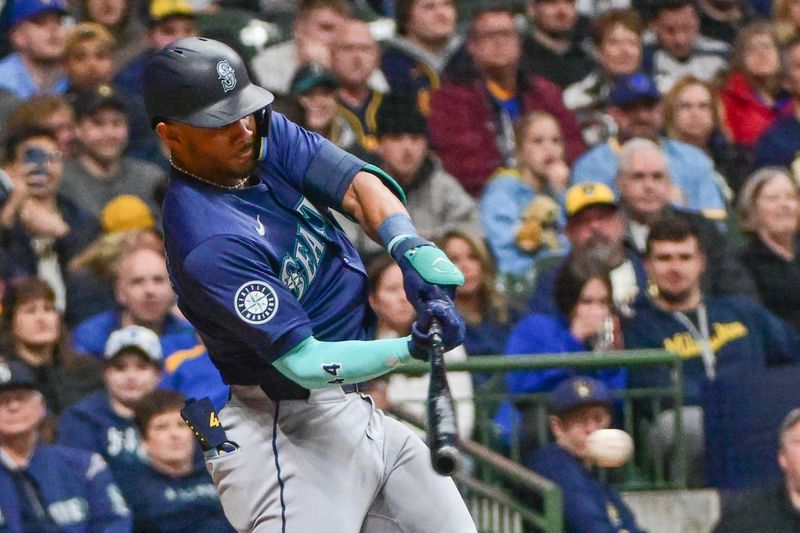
[427, 318, 461, 476]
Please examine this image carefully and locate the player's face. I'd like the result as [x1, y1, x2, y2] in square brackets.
[11, 12, 66, 63]
[671, 83, 714, 143]
[467, 12, 521, 72]
[653, 6, 699, 60]
[0, 389, 46, 440]
[551, 405, 612, 461]
[780, 421, 800, 492]
[408, 0, 457, 44]
[752, 173, 800, 237]
[517, 116, 564, 176]
[103, 352, 161, 406]
[369, 264, 414, 335]
[597, 23, 641, 76]
[143, 409, 196, 466]
[115, 249, 175, 327]
[442, 236, 482, 298]
[616, 148, 671, 221]
[11, 297, 61, 350]
[66, 40, 115, 89]
[645, 237, 706, 304]
[76, 108, 129, 163]
[376, 133, 428, 185]
[148, 17, 198, 53]
[164, 116, 257, 183]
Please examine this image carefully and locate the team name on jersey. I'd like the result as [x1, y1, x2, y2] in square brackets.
[106, 426, 142, 458]
[280, 198, 328, 300]
[164, 483, 218, 502]
[663, 321, 749, 358]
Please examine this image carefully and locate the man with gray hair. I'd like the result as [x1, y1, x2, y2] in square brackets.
[616, 137, 756, 298]
[714, 407, 800, 531]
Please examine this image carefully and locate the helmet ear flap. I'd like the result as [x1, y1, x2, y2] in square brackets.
[254, 105, 272, 161]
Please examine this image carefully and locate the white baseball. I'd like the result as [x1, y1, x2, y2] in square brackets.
[586, 429, 634, 468]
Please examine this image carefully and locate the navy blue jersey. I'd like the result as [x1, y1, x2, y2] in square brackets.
[114, 458, 233, 533]
[162, 112, 371, 391]
[56, 391, 145, 470]
[0, 443, 131, 532]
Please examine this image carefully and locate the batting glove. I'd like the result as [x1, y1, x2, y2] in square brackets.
[407, 299, 466, 361]
[390, 236, 464, 315]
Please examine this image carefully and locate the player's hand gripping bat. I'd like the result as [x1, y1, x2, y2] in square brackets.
[427, 318, 461, 476]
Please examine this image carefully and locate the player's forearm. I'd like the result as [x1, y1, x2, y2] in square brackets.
[341, 171, 408, 243]
[273, 336, 412, 389]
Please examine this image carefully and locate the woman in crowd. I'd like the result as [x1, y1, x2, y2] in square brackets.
[79, 0, 146, 71]
[480, 111, 569, 282]
[663, 76, 748, 197]
[563, 8, 644, 146]
[720, 22, 789, 149]
[0, 277, 102, 415]
[738, 167, 800, 331]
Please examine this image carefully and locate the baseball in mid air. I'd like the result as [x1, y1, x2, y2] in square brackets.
[586, 429, 634, 468]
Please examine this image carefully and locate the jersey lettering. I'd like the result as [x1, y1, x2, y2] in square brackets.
[279, 199, 329, 300]
[209, 412, 221, 428]
[107, 427, 140, 457]
[49, 498, 88, 526]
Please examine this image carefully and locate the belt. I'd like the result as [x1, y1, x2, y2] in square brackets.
[260, 382, 365, 402]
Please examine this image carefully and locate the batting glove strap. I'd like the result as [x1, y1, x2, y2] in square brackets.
[408, 300, 466, 361]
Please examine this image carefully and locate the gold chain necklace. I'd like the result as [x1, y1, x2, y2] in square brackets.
[169, 159, 249, 190]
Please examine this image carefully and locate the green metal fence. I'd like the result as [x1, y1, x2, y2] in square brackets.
[390, 349, 687, 531]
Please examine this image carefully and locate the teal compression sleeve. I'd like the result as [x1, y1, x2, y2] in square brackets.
[273, 336, 413, 389]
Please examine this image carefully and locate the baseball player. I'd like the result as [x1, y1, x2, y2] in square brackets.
[142, 37, 477, 533]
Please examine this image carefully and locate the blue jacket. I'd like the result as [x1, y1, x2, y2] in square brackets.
[160, 343, 230, 410]
[72, 310, 198, 360]
[753, 113, 800, 169]
[529, 443, 643, 533]
[624, 295, 800, 405]
[113, 458, 233, 533]
[0, 443, 131, 532]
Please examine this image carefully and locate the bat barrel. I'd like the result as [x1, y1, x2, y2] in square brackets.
[432, 444, 460, 476]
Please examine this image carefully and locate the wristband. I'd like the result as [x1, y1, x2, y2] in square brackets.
[377, 213, 419, 254]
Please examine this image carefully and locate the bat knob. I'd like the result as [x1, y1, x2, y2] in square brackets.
[433, 444, 460, 476]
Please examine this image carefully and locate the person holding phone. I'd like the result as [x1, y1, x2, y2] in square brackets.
[0, 126, 99, 314]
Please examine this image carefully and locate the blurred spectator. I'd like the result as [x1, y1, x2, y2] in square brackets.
[625, 215, 800, 479]
[522, 0, 594, 89]
[643, 0, 729, 94]
[498, 254, 626, 452]
[3, 94, 77, 155]
[738, 167, 800, 332]
[526, 376, 643, 533]
[720, 22, 789, 149]
[381, 0, 461, 110]
[616, 138, 756, 298]
[114, 389, 234, 532]
[571, 72, 727, 219]
[59, 86, 165, 218]
[331, 18, 386, 154]
[713, 406, 800, 532]
[774, 0, 800, 44]
[664, 76, 750, 195]
[365, 255, 474, 438]
[574, 0, 633, 17]
[250, 0, 351, 95]
[57, 325, 162, 470]
[71, 246, 197, 359]
[160, 336, 229, 411]
[0, 277, 103, 414]
[0, 0, 68, 109]
[337, 92, 480, 260]
[113, 0, 199, 166]
[755, 36, 800, 169]
[78, 0, 146, 71]
[530, 183, 644, 317]
[63, 23, 117, 94]
[0, 127, 101, 314]
[563, 8, 643, 147]
[698, 0, 757, 43]
[429, 4, 584, 197]
[0, 360, 132, 532]
[479, 111, 568, 279]
[439, 230, 514, 380]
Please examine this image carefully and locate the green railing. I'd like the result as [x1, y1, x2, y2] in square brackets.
[390, 349, 686, 531]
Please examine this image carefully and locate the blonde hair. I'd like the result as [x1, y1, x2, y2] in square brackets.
[64, 22, 116, 58]
[663, 75, 722, 137]
[773, 0, 800, 44]
[69, 229, 164, 281]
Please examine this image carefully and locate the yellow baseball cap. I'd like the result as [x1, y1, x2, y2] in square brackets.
[564, 183, 617, 218]
[148, 0, 195, 26]
[101, 195, 155, 233]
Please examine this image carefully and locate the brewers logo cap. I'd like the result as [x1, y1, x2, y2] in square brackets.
[565, 183, 618, 218]
[548, 376, 613, 417]
[104, 326, 163, 364]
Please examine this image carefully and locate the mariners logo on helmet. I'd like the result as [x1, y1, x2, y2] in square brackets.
[234, 281, 279, 324]
[217, 60, 237, 93]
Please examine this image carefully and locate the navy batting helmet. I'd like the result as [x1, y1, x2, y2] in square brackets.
[143, 37, 274, 129]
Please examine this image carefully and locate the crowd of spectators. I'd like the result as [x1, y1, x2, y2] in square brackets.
[3, 0, 800, 529]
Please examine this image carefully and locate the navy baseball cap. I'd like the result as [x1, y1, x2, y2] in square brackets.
[72, 85, 127, 119]
[548, 376, 613, 417]
[10, 0, 68, 28]
[609, 72, 661, 108]
[0, 361, 38, 392]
